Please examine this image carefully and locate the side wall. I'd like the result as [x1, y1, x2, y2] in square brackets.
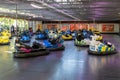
[43, 23, 120, 33]
[28, 21, 120, 33]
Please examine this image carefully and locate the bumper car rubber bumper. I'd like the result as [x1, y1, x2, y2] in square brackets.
[0, 42, 10, 45]
[35, 37, 47, 40]
[74, 39, 89, 47]
[47, 45, 65, 51]
[62, 36, 73, 40]
[20, 40, 30, 43]
[63, 38, 73, 40]
[88, 49, 117, 55]
[74, 42, 89, 47]
[13, 49, 49, 58]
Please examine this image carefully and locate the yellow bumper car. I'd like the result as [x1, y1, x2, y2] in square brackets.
[62, 34, 73, 40]
[92, 30, 102, 41]
[93, 30, 101, 35]
[1, 30, 11, 39]
[0, 36, 10, 45]
[96, 35, 103, 41]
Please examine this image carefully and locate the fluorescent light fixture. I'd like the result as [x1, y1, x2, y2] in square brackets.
[0, 8, 43, 18]
[55, 0, 62, 2]
[29, 0, 80, 20]
[9, 1, 15, 3]
[77, 0, 81, 1]
[31, 3, 44, 9]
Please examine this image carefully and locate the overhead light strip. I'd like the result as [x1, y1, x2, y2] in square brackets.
[0, 8, 43, 18]
[31, 3, 45, 9]
[28, 0, 80, 20]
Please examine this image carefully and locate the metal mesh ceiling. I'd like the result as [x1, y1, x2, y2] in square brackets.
[0, 0, 120, 21]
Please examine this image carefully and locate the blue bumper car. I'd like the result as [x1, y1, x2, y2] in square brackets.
[19, 31, 31, 43]
[35, 31, 48, 40]
[71, 30, 77, 39]
[42, 30, 65, 51]
[42, 39, 65, 51]
[82, 29, 91, 38]
[20, 35, 30, 43]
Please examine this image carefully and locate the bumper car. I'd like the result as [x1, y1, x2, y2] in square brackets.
[0, 29, 10, 45]
[42, 39, 65, 51]
[19, 31, 31, 43]
[35, 31, 48, 40]
[1, 30, 11, 39]
[62, 34, 73, 40]
[19, 35, 30, 43]
[75, 39, 90, 47]
[91, 29, 102, 41]
[14, 41, 49, 58]
[62, 30, 73, 40]
[93, 30, 101, 35]
[0, 36, 10, 45]
[91, 32, 103, 41]
[84, 29, 102, 41]
[42, 30, 65, 51]
[74, 31, 90, 47]
[71, 30, 77, 39]
[88, 36, 117, 55]
[95, 34, 103, 41]
[82, 29, 91, 38]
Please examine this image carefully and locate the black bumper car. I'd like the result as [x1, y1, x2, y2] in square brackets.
[74, 30, 90, 47]
[14, 41, 49, 58]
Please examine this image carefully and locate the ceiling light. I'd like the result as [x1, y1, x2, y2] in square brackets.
[31, 3, 45, 9]
[77, 0, 81, 1]
[31, 0, 80, 20]
[9, 1, 15, 3]
[55, 0, 61, 2]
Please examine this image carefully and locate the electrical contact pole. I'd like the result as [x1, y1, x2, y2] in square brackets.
[15, 3, 18, 36]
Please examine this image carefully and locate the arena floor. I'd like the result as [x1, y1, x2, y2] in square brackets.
[0, 34, 120, 80]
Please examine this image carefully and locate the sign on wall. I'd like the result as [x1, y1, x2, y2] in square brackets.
[81, 24, 88, 30]
[70, 24, 75, 31]
[102, 24, 114, 32]
[61, 26, 68, 31]
[70, 24, 88, 31]
[76, 24, 88, 30]
[47, 24, 57, 30]
[75, 24, 80, 30]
